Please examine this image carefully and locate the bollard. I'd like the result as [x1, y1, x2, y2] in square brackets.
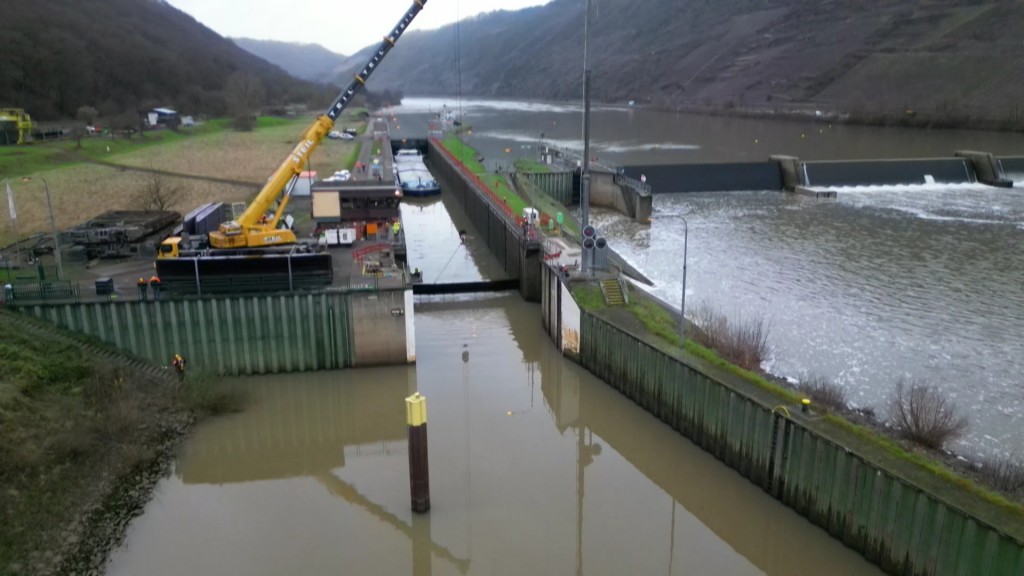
[406, 392, 430, 513]
[801, 398, 811, 414]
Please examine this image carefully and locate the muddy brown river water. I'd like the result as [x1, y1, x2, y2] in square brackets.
[104, 291, 883, 575]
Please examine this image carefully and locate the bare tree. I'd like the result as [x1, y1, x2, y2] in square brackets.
[889, 379, 969, 450]
[689, 302, 772, 371]
[225, 72, 265, 131]
[135, 171, 181, 212]
[72, 105, 99, 148]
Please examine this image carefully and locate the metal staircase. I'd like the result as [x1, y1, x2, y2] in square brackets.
[599, 278, 626, 306]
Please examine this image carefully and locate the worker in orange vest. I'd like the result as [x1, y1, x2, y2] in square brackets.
[149, 275, 161, 300]
[137, 277, 148, 301]
[171, 354, 187, 381]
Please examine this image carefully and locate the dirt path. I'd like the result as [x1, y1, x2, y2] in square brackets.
[58, 150, 261, 189]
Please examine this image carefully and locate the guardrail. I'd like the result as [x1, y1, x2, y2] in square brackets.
[614, 173, 652, 195]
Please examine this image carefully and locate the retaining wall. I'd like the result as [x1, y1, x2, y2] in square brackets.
[525, 171, 574, 205]
[13, 289, 414, 375]
[540, 265, 1023, 576]
[624, 162, 784, 193]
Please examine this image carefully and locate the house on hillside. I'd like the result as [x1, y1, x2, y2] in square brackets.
[146, 107, 179, 128]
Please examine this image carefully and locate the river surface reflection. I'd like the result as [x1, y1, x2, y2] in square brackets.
[104, 296, 882, 576]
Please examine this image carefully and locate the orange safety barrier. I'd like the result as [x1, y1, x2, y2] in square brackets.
[353, 243, 392, 262]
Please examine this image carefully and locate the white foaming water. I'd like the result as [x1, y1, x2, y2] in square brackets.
[829, 183, 1024, 227]
[390, 96, 621, 116]
[475, 130, 701, 155]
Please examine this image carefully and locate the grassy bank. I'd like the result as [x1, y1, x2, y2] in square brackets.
[439, 135, 577, 232]
[0, 311, 241, 575]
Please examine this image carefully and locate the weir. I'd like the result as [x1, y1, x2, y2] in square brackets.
[620, 149, 1017, 195]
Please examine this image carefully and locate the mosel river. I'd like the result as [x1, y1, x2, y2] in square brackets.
[389, 98, 1024, 457]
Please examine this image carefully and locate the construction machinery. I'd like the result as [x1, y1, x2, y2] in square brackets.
[64, 210, 181, 260]
[0, 108, 34, 145]
[156, 0, 427, 292]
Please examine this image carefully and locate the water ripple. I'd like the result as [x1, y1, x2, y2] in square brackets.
[597, 187, 1024, 455]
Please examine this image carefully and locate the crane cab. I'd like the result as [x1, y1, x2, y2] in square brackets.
[158, 237, 182, 259]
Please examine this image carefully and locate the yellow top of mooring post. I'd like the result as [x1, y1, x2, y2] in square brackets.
[406, 392, 427, 426]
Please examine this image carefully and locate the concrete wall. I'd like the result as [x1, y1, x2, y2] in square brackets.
[589, 171, 629, 213]
[804, 158, 975, 187]
[350, 289, 414, 366]
[624, 162, 784, 193]
[539, 274, 1024, 576]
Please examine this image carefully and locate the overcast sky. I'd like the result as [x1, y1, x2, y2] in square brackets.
[166, 0, 553, 55]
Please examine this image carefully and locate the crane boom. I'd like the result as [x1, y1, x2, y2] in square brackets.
[209, 0, 427, 249]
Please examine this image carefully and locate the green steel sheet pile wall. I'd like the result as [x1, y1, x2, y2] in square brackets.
[16, 292, 355, 375]
[525, 172, 575, 205]
[428, 140, 523, 282]
[578, 312, 1023, 576]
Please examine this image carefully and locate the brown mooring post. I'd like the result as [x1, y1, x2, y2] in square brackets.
[406, 392, 430, 513]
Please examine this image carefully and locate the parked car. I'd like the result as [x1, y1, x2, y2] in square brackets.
[343, 128, 359, 136]
[340, 132, 354, 140]
[323, 169, 351, 183]
[327, 130, 343, 139]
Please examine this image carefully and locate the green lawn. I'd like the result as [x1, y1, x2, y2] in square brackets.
[440, 136, 526, 214]
[514, 157, 551, 173]
[0, 115, 312, 180]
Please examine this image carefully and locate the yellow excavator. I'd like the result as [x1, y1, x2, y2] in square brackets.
[0, 108, 34, 145]
[156, 0, 426, 292]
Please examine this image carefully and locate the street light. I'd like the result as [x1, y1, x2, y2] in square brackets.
[2, 178, 23, 267]
[21, 176, 62, 279]
[41, 177, 63, 279]
[679, 216, 688, 342]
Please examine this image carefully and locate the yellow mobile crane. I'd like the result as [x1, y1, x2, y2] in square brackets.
[160, 0, 426, 258]
[0, 108, 34, 145]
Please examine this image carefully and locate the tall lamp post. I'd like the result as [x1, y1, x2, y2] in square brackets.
[679, 216, 688, 341]
[41, 177, 63, 279]
[2, 178, 22, 267]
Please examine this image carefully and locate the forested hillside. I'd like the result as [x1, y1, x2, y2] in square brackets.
[0, 0, 315, 121]
[342, 0, 1024, 123]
